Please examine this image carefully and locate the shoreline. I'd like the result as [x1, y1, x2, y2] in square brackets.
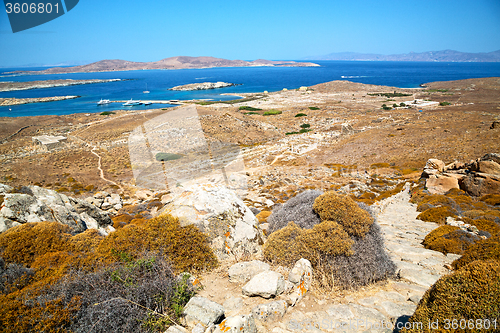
[0, 79, 121, 92]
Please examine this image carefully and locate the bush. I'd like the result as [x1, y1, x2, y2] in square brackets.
[439, 101, 451, 106]
[299, 128, 312, 133]
[313, 191, 373, 237]
[401, 260, 500, 333]
[300, 124, 310, 129]
[100, 111, 115, 116]
[267, 190, 323, 234]
[285, 132, 299, 135]
[308, 107, 320, 110]
[480, 194, 500, 206]
[0, 222, 71, 266]
[423, 226, 479, 255]
[416, 206, 457, 224]
[263, 110, 282, 116]
[294, 113, 307, 117]
[238, 106, 262, 111]
[452, 235, 500, 270]
[244, 112, 259, 115]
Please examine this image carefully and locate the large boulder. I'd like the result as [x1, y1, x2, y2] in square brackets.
[425, 174, 460, 194]
[460, 173, 500, 197]
[182, 296, 224, 328]
[242, 270, 285, 298]
[228, 260, 270, 283]
[421, 159, 445, 178]
[158, 183, 264, 260]
[0, 184, 113, 235]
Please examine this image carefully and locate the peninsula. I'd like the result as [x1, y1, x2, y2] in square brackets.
[8, 56, 320, 75]
[0, 79, 121, 92]
[170, 82, 237, 91]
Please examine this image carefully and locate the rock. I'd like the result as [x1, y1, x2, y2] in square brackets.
[425, 174, 459, 194]
[477, 160, 500, 175]
[242, 271, 285, 298]
[228, 260, 270, 283]
[161, 193, 173, 204]
[481, 153, 500, 164]
[94, 191, 109, 199]
[170, 82, 236, 91]
[287, 258, 313, 306]
[398, 268, 440, 287]
[182, 297, 225, 328]
[251, 300, 288, 322]
[422, 159, 445, 178]
[249, 207, 260, 215]
[165, 325, 189, 333]
[0, 184, 113, 234]
[158, 183, 264, 260]
[491, 120, 500, 129]
[445, 161, 465, 171]
[214, 315, 257, 333]
[191, 323, 206, 333]
[134, 189, 153, 200]
[459, 173, 500, 197]
[223, 297, 244, 317]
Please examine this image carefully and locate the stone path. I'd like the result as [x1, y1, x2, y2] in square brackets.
[269, 184, 461, 333]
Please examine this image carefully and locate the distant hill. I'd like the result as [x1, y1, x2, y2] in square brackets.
[304, 50, 500, 62]
[9, 56, 319, 75]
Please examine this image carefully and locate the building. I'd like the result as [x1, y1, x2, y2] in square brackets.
[32, 135, 67, 151]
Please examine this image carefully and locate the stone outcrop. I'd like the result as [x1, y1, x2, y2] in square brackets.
[421, 158, 445, 178]
[158, 183, 265, 260]
[182, 296, 225, 328]
[170, 82, 237, 91]
[0, 184, 113, 235]
[85, 191, 123, 215]
[228, 260, 270, 283]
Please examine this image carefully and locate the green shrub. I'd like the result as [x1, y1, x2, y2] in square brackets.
[294, 113, 307, 117]
[452, 235, 500, 270]
[299, 128, 312, 133]
[244, 112, 259, 115]
[308, 106, 320, 110]
[300, 124, 310, 129]
[439, 101, 451, 106]
[401, 260, 500, 333]
[100, 111, 115, 116]
[263, 110, 282, 116]
[400, 102, 406, 107]
[155, 153, 183, 162]
[238, 106, 262, 111]
[313, 191, 373, 237]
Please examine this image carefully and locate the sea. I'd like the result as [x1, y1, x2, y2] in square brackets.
[1, 60, 500, 118]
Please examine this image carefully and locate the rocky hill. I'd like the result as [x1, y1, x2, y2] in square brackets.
[8, 56, 319, 75]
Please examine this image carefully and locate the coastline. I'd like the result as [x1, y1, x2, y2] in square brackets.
[0, 79, 121, 92]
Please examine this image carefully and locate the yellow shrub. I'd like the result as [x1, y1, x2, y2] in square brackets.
[452, 235, 500, 270]
[313, 192, 373, 237]
[423, 225, 460, 247]
[480, 194, 500, 206]
[416, 206, 456, 224]
[263, 222, 308, 266]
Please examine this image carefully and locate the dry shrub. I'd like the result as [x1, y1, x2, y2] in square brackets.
[469, 219, 500, 235]
[112, 213, 135, 229]
[313, 191, 373, 237]
[300, 220, 354, 256]
[70, 229, 104, 253]
[97, 214, 218, 272]
[423, 227, 479, 255]
[416, 194, 457, 212]
[401, 260, 500, 333]
[255, 211, 271, 224]
[452, 235, 500, 270]
[263, 222, 311, 267]
[0, 222, 71, 266]
[375, 182, 405, 201]
[480, 194, 500, 206]
[267, 190, 323, 234]
[445, 188, 468, 197]
[416, 206, 457, 224]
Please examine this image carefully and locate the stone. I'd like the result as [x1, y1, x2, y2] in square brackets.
[287, 258, 313, 306]
[398, 268, 440, 287]
[228, 260, 270, 283]
[491, 120, 500, 129]
[165, 325, 189, 333]
[182, 297, 224, 327]
[460, 173, 500, 196]
[425, 174, 459, 194]
[481, 153, 500, 164]
[93, 191, 109, 199]
[135, 189, 153, 200]
[422, 158, 445, 178]
[223, 297, 244, 317]
[158, 183, 264, 260]
[192, 324, 206, 333]
[0, 184, 113, 235]
[242, 271, 285, 298]
[326, 304, 355, 321]
[477, 160, 500, 175]
[214, 315, 257, 333]
[251, 300, 288, 322]
[445, 161, 465, 171]
[375, 301, 417, 320]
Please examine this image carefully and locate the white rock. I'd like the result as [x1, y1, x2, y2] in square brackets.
[214, 315, 256, 333]
[183, 297, 224, 328]
[287, 258, 313, 306]
[165, 325, 189, 333]
[251, 300, 288, 322]
[242, 271, 285, 298]
[228, 260, 270, 283]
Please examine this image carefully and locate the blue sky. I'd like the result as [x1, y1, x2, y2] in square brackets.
[0, 0, 499, 67]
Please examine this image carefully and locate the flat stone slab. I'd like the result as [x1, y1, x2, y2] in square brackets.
[399, 268, 441, 287]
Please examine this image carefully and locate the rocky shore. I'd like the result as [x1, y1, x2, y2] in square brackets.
[0, 79, 121, 92]
[170, 82, 237, 91]
[0, 95, 80, 106]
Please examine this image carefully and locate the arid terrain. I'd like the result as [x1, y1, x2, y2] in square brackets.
[0, 77, 498, 200]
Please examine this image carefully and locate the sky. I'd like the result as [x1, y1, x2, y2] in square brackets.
[0, 0, 499, 67]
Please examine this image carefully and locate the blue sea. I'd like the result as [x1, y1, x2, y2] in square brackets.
[1, 61, 500, 117]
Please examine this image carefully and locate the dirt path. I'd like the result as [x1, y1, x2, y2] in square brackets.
[90, 147, 123, 191]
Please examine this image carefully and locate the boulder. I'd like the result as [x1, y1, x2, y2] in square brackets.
[214, 315, 257, 333]
[165, 326, 189, 333]
[158, 184, 264, 260]
[251, 300, 287, 322]
[459, 173, 500, 197]
[444, 161, 465, 171]
[223, 296, 244, 317]
[477, 160, 500, 175]
[0, 184, 113, 235]
[421, 159, 445, 178]
[481, 153, 500, 164]
[287, 258, 313, 306]
[491, 121, 500, 129]
[242, 271, 285, 298]
[425, 174, 460, 194]
[228, 260, 270, 283]
[182, 296, 224, 328]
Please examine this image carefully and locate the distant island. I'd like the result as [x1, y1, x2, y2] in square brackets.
[0, 79, 121, 92]
[8, 56, 320, 75]
[169, 82, 238, 91]
[304, 49, 500, 62]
